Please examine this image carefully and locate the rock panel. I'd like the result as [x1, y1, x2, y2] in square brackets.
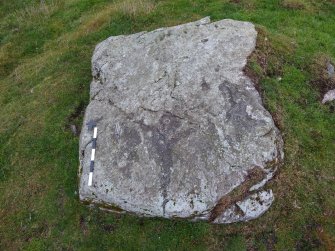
[79, 17, 284, 223]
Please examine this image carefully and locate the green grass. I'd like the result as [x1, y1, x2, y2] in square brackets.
[1, 0, 335, 250]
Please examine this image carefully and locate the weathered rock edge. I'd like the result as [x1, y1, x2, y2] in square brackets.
[78, 17, 284, 224]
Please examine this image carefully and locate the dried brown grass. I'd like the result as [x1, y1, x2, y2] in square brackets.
[281, 0, 307, 10]
[115, 0, 156, 17]
[11, 0, 62, 23]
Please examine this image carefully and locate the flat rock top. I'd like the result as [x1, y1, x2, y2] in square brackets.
[79, 17, 283, 223]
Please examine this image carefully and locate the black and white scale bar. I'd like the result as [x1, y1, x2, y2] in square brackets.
[88, 126, 97, 186]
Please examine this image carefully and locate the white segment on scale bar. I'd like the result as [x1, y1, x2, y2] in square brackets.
[93, 127, 98, 138]
[91, 149, 95, 161]
[88, 172, 93, 186]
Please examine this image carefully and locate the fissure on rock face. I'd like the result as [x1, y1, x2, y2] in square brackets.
[209, 167, 266, 222]
[137, 113, 197, 215]
[79, 17, 284, 223]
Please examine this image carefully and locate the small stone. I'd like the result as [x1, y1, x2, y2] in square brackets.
[322, 89, 335, 104]
[327, 62, 335, 78]
[70, 124, 77, 135]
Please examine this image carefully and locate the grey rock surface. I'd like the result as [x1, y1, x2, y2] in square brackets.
[327, 62, 335, 78]
[213, 190, 274, 224]
[79, 17, 284, 223]
[322, 89, 335, 104]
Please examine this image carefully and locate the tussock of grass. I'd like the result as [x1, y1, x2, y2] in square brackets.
[281, 0, 308, 10]
[11, 0, 61, 23]
[309, 53, 335, 97]
[229, 0, 257, 10]
[115, 0, 157, 17]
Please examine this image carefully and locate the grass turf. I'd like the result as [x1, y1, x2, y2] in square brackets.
[0, 0, 334, 250]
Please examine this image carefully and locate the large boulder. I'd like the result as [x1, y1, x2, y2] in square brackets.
[79, 17, 284, 223]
